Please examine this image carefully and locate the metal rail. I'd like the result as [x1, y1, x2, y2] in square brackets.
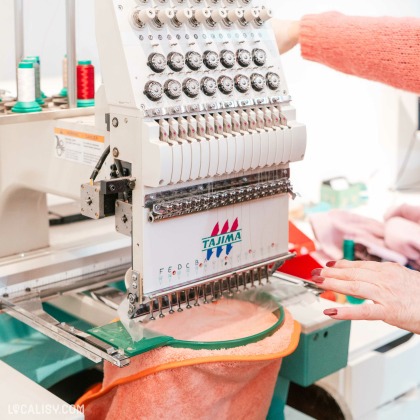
[0, 265, 130, 367]
[14, 0, 24, 89]
[66, 0, 77, 108]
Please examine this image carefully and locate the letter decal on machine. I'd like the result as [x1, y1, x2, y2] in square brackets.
[202, 218, 242, 260]
[54, 127, 105, 165]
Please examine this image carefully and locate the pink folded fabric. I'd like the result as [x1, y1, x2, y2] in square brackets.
[80, 300, 298, 420]
[385, 204, 420, 224]
[309, 206, 420, 266]
[385, 217, 420, 266]
[309, 210, 385, 260]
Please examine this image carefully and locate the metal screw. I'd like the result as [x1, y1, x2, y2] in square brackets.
[128, 180, 136, 190]
[109, 184, 116, 192]
[132, 282, 137, 289]
[112, 147, 119, 157]
[112, 117, 119, 128]
[128, 293, 136, 304]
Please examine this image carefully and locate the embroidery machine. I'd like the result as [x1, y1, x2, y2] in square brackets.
[0, 0, 352, 418]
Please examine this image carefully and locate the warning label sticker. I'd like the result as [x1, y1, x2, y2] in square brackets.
[54, 127, 105, 166]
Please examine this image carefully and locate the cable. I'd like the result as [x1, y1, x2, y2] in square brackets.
[89, 145, 110, 184]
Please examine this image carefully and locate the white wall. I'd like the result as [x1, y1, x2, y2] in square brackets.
[1, 0, 419, 201]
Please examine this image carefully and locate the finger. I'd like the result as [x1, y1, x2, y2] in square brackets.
[324, 304, 386, 321]
[328, 260, 385, 271]
[314, 277, 379, 301]
[314, 267, 381, 284]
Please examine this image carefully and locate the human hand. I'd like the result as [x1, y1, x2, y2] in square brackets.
[311, 260, 420, 334]
[272, 19, 301, 55]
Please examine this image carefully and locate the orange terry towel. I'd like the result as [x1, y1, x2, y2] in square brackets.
[77, 299, 300, 420]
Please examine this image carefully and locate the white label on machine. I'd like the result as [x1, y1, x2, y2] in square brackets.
[54, 127, 105, 165]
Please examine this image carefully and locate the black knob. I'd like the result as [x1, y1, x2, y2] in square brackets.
[220, 49, 235, 69]
[203, 50, 220, 70]
[218, 75, 234, 95]
[250, 73, 266, 92]
[185, 51, 203, 71]
[164, 79, 182, 99]
[147, 53, 167, 73]
[252, 48, 266, 66]
[167, 52, 185, 72]
[144, 80, 163, 101]
[182, 78, 200, 98]
[234, 74, 250, 93]
[236, 49, 251, 67]
[201, 77, 217, 96]
[266, 72, 281, 90]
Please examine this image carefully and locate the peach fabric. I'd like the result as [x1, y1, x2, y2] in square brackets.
[300, 12, 420, 94]
[77, 306, 299, 420]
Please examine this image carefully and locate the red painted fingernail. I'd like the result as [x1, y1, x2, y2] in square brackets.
[312, 276, 325, 284]
[326, 261, 336, 268]
[311, 268, 322, 276]
[324, 309, 338, 316]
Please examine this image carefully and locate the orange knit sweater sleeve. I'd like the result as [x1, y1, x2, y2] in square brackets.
[300, 12, 420, 95]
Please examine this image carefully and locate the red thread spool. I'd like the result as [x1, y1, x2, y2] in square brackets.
[77, 60, 95, 107]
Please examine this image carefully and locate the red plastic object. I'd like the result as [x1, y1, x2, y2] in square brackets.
[276, 222, 336, 302]
[288, 221, 316, 256]
[280, 252, 320, 281]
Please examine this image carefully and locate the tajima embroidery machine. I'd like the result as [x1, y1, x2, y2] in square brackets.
[0, 0, 350, 417]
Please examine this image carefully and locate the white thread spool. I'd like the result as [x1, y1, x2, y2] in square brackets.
[17, 62, 36, 103]
[23, 57, 42, 102]
[243, 7, 259, 23]
[211, 9, 227, 23]
[176, 8, 193, 24]
[258, 8, 272, 22]
[194, 8, 211, 23]
[31, 61, 41, 99]
[227, 8, 243, 23]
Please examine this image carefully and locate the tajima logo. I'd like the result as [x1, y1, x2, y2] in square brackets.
[202, 218, 242, 260]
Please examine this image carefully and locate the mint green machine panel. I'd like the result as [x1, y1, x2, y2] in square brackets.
[279, 320, 351, 387]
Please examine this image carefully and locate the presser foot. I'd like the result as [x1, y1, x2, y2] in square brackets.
[135, 271, 271, 322]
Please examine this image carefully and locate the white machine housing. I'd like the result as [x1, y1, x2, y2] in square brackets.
[89, 0, 307, 317]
